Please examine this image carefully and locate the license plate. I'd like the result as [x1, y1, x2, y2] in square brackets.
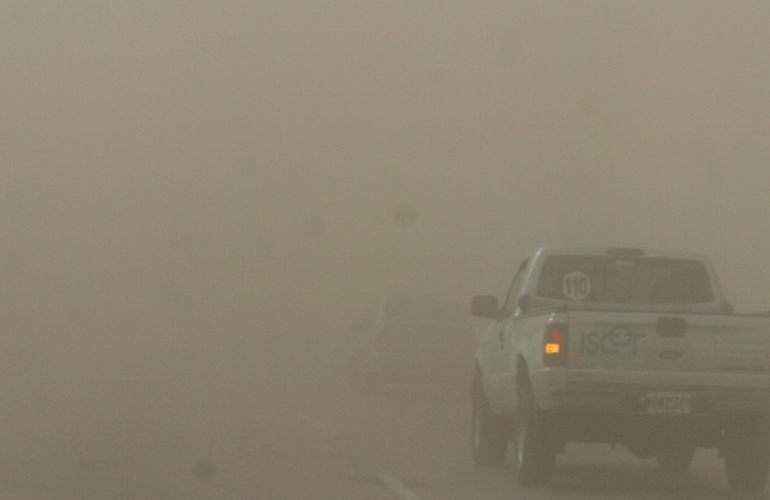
[646, 391, 692, 414]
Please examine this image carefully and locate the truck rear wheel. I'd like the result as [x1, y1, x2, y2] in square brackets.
[514, 385, 556, 487]
[471, 377, 508, 466]
[724, 422, 770, 495]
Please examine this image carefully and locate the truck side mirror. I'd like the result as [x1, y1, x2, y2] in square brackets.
[471, 295, 499, 319]
[517, 294, 531, 312]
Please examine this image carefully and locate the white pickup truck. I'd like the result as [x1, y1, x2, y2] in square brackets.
[470, 246, 770, 494]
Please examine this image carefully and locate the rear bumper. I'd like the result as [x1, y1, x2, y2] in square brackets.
[547, 384, 770, 415]
[541, 385, 770, 448]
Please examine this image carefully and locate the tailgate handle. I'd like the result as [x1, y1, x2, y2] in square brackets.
[657, 317, 687, 337]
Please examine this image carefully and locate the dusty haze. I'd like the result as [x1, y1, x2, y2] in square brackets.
[1, 0, 770, 496]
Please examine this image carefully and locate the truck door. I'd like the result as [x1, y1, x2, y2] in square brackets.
[483, 259, 528, 412]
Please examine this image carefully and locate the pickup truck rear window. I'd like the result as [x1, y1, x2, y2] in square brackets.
[535, 256, 713, 305]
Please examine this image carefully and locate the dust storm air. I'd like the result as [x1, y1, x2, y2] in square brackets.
[1, 1, 770, 499]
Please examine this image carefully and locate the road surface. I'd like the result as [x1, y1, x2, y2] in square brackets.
[0, 328, 761, 499]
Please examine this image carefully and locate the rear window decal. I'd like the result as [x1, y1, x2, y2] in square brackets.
[562, 272, 591, 301]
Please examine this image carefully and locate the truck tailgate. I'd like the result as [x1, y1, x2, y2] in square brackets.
[566, 311, 770, 390]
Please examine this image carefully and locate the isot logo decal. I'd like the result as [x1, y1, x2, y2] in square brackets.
[580, 325, 645, 355]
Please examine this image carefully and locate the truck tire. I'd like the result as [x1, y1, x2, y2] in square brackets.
[471, 377, 508, 466]
[724, 423, 770, 495]
[514, 385, 556, 487]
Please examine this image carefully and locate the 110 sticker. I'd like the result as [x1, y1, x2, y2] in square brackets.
[580, 325, 645, 355]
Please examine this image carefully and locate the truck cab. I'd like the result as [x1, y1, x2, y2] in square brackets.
[470, 246, 770, 494]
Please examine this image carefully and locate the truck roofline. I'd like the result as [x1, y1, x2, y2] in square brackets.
[531, 246, 711, 261]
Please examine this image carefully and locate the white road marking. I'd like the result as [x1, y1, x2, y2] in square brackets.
[301, 414, 422, 499]
[377, 474, 423, 500]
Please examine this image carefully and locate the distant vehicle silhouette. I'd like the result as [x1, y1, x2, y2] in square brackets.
[346, 298, 474, 396]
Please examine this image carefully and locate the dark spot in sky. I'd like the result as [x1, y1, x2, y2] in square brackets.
[394, 204, 418, 227]
[192, 458, 218, 482]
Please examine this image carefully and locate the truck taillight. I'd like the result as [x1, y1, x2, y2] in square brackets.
[543, 323, 568, 367]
